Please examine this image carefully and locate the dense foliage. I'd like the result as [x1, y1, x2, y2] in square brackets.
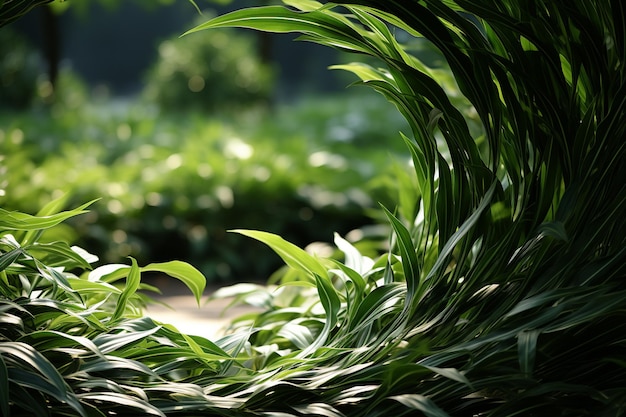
[1, 0, 625, 416]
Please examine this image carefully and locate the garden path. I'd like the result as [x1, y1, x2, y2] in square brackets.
[145, 280, 262, 340]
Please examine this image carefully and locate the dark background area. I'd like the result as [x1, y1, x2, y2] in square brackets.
[11, 0, 348, 99]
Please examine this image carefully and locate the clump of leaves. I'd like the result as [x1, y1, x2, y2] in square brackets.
[2, 0, 626, 416]
[0, 197, 255, 416]
[184, 0, 626, 415]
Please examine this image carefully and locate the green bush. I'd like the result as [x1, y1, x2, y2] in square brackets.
[142, 14, 275, 112]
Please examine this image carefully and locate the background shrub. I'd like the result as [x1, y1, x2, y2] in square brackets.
[142, 15, 275, 112]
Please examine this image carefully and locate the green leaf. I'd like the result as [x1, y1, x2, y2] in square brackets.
[0, 200, 95, 233]
[518, 329, 540, 376]
[333, 232, 374, 275]
[422, 365, 473, 388]
[277, 322, 317, 349]
[93, 326, 160, 354]
[0, 342, 85, 416]
[111, 257, 141, 322]
[537, 221, 569, 242]
[34, 258, 81, 300]
[382, 206, 421, 300]
[142, 260, 206, 305]
[26, 241, 93, 270]
[0, 248, 22, 272]
[78, 392, 165, 417]
[89, 261, 206, 304]
[232, 229, 328, 279]
[391, 394, 450, 417]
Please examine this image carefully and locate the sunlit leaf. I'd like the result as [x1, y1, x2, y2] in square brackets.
[142, 260, 206, 305]
[232, 229, 328, 279]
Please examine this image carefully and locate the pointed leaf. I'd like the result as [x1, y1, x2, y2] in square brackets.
[142, 261, 206, 305]
[232, 229, 328, 279]
[391, 394, 450, 417]
[111, 257, 141, 322]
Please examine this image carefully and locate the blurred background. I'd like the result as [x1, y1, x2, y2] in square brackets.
[0, 0, 413, 284]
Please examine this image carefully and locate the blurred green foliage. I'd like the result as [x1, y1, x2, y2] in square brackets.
[0, 89, 409, 282]
[142, 16, 275, 112]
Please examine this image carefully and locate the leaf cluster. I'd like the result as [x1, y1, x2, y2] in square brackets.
[0, 198, 239, 416]
[182, 0, 626, 415]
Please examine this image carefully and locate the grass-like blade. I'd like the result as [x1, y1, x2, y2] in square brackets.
[232, 229, 328, 280]
[142, 261, 206, 305]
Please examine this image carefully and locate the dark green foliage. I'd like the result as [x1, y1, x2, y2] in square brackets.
[183, 0, 626, 415]
[0, 28, 41, 109]
[0, 0, 53, 27]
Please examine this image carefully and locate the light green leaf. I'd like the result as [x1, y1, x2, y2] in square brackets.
[0, 200, 94, 232]
[283, 0, 324, 12]
[334, 232, 374, 275]
[27, 241, 93, 270]
[422, 365, 473, 388]
[93, 327, 160, 354]
[278, 322, 317, 349]
[232, 229, 328, 279]
[111, 257, 141, 322]
[0, 248, 22, 272]
[88, 264, 131, 282]
[292, 402, 345, 417]
[142, 260, 206, 305]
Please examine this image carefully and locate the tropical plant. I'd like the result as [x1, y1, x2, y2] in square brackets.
[0, 196, 253, 416]
[181, 0, 626, 415]
[2, 0, 626, 416]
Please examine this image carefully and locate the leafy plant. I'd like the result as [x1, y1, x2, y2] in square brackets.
[182, 0, 626, 415]
[0, 197, 252, 416]
[2, 0, 625, 416]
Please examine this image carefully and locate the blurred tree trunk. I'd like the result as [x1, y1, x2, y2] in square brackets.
[258, 31, 272, 64]
[42, 4, 59, 87]
[256, 0, 274, 63]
